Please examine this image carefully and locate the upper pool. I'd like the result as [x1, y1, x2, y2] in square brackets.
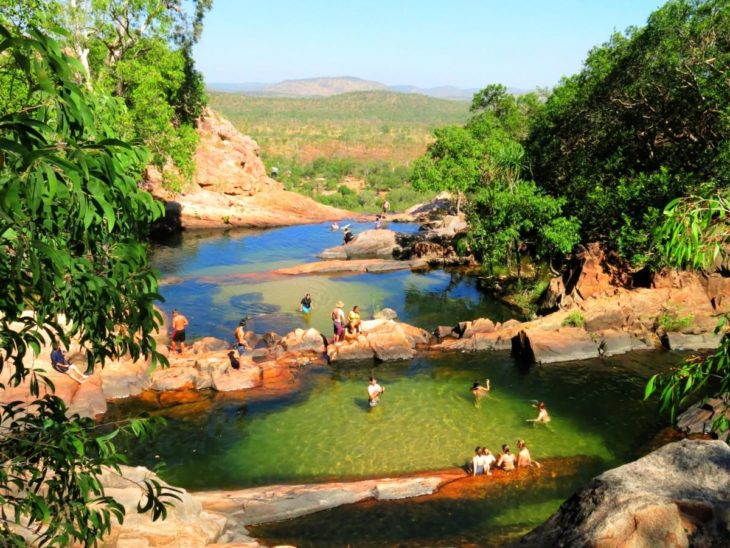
[151, 221, 519, 338]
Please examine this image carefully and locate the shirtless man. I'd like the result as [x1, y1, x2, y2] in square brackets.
[233, 319, 250, 356]
[471, 378, 490, 398]
[517, 439, 540, 468]
[170, 309, 189, 353]
[368, 377, 385, 407]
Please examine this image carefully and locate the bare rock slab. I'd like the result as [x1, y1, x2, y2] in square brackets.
[519, 440, 730, 547]
[512, 327, 600, 364]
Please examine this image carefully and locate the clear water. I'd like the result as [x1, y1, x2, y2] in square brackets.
[127, 224, 683, 545]
[152, 221, 518, 337]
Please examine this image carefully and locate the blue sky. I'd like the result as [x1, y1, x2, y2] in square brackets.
[194, 0, 665, 89]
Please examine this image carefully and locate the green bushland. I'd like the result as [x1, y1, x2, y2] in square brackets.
[208, 90, 470, 162]
[412, 0, 729, 274]
[269, 156, 434, 213]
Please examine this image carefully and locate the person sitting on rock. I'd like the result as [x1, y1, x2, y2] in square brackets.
[50, 345, 90, 384]
[472, 447, 485, 476]
[483, 448, 496, 475]
[517, 439, 541, 468]
[348, 305, 362, 334]
[343, 228, 354, 245]
[343, 323, 359, 342]
[497, 444, 516, 471]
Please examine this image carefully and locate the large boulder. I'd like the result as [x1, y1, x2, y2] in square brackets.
[676, 396, 730, 439]
[519, 440, 730, 547]
[99, 465, 226, 547]
[68, 377, 108, 418]
[319, 229, 399, 260]
[281, 328, 326, 353]
[100, 359, 151, 400]
[211, 364, 262, 392]
[368, 329, 416, 361]
[512, 328, 600, 364]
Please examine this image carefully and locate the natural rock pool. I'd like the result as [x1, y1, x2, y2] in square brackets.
[117, 222, 682, 545]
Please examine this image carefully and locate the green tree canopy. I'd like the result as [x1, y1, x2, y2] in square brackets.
[527, 0, 730, 262]
[0, 24, 176, 544]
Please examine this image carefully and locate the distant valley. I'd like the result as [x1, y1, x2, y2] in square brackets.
[206, 76, 521, 100]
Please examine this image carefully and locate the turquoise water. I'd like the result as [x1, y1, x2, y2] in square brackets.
[130, 225, 682, 545]
[152, 221, 518, 337]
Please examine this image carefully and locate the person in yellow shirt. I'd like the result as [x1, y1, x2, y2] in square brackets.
[348, 305, 361, 334]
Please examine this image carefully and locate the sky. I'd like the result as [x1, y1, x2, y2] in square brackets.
[194, 0, 665, 90]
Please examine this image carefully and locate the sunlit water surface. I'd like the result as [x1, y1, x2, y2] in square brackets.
[123, 223, 682, 545]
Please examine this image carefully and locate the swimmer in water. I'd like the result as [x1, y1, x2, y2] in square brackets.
[471, 379, 490, 406]
[527, 401, 551, 423]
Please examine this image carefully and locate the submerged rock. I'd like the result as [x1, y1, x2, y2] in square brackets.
[519, 439, 730, 547]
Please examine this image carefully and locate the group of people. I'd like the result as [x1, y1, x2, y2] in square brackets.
[331, 300, 361, 342]
[471, 440, 538, 476]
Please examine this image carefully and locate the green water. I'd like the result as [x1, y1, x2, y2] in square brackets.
[130, 225, 683, 545]
[115, 351, 676, 489]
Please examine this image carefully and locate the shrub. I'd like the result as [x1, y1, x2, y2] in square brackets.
[562, 310, 586, 328]
[658, 310, 693, 332]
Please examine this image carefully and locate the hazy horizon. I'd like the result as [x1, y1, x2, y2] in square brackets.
[194, 0, 664, 90]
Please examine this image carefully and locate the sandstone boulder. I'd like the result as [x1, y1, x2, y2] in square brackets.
[462, 318, 496, 338]
[676, 396, 730, 439]
[150, 366, 199, 391]
[319, 229, 398, 260]
[374, 307, 398, 321]
[68, 377, 108, 418]
[99, 465, 226, 547]
[512, 328, 599, 364]
[211, 365, 262, 392]
[191, 336, 231, 354]
[327, 336, 376, 362]
[598, 329, 656, 357]
[281, 328, 325, 353]
[519, 440, 730, 547]
[368, 329, 416, 361]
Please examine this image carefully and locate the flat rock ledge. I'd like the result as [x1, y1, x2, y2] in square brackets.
[518, 439, 730, 547]
[92, 465, 460, 547]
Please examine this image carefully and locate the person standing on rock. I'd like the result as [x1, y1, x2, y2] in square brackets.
[170, 309, 189, 354]
[368, 376, 385, 407]
[234, 319, 251, 356]
[332, 300, 346, 342]
[382, 200, 390, 215]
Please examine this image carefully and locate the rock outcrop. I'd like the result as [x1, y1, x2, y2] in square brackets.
[519, 440, 730, 547]
[98, 465, 245, 547]
[319, 229, 399, 260]
[326, 319, 430, 363]
[146, 109, 351, 230]
[676, 396, 730, 441]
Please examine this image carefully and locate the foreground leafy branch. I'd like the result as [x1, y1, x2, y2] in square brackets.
[646, 193, 730, 432]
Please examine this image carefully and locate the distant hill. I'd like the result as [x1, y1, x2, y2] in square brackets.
[261, 76, 389, 97]
[207, 77, 528, 101]
[208, 89, 470, 163]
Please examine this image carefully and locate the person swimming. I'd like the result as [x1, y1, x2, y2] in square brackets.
[528, 401, 551, 423]
[471, 378, 490, 397]
[472, 447, 485, 476]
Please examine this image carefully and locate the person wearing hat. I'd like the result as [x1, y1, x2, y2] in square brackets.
[234, 318, 251, 356]
[343, 228, 354, 245]
[331, 300, 347, 342]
